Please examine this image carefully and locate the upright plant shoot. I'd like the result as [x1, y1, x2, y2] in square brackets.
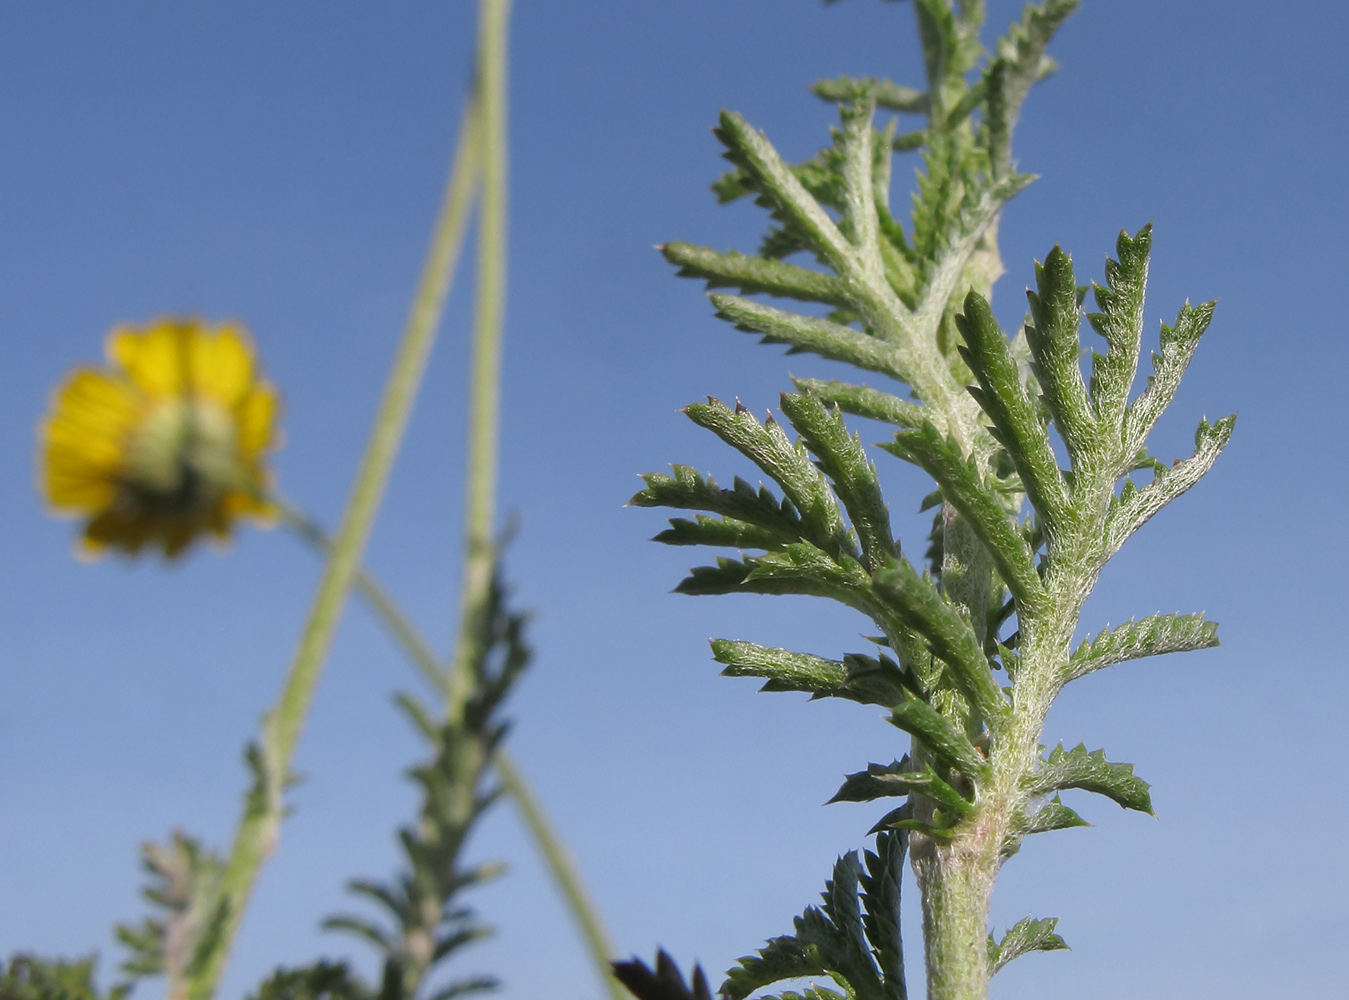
[628, 2, 1231, 998]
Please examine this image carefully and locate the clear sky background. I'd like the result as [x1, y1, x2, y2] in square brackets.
[0, 2, 1344, 999]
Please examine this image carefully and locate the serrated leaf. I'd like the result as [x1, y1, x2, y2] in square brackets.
[1026, 743, 1152, 814]
[814, 75, 928, 115]
[653, 515, 786, 551]
[955, 292, 1068, 527]
[1086, 225, 1152, 431]
[985, 0, 1080, 171]
[684, 398, 855, 561]
[712, 641, 911, 708]
[722, 938, 824, 1000]
[1025, 246, 1098, 461]
[613, 951, 713, 1000]
[888, 696, 987, 784]
[711, 294, 906, 383]
[713, 110, 856, 274]
[987, 916, 1068, 976]
[631, 465, 808, 546]
[859, 830, 907, 1000]
[871, 557, 1005, 723]
[881, 424, 1041, 612]
[1066, 613, 1220, 682]
[1125, 299, 1217, 450]
[830, 760, 971, 820]
[779, 392, 896, 569]
[829, 759, 914, 803]
[661, 242, 851, 307]
[1104, 413, 1235, 558]
[789, 378, 928, 430]
[1020, 795, 1090, 836]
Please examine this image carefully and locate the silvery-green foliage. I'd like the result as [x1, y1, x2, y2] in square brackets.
[631, 0, 1231, 996]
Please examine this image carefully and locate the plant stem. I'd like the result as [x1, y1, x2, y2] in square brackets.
[447, 0, 510, 730]
[275, 501, 449, 697]
[277, 503, 625, 1000]
[185, 85, 480, 1000]
[494, 754, 628, 1000]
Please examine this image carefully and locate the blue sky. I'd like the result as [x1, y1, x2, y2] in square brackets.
[0, 2, 1345, 998]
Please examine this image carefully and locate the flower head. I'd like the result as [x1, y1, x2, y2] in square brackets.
[41, 319, 280, 558]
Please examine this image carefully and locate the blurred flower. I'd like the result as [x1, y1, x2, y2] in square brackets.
[40, 319, 280, 558]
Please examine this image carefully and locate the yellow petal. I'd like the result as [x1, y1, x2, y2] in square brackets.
[45, 468, 118, 510]
[191, 325, 257, 407]
[108, 321, 195, 398]
[235, 383, 279, 458]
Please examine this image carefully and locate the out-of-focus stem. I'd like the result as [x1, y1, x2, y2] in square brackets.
[447, 0, 510, 730]
[276, 500, 448, 697]
[277, 504, 625, 1000]
[495, 754, 628, 1000]
[184, 91, 480, 1000]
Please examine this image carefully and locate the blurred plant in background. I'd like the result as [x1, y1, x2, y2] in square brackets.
[40, 320, 278, 559]
[12, 1, 620, 1000]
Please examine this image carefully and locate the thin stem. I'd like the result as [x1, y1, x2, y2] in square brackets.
[447, 0, 510, 728]
[185, 90, 481, 1000]
[275, 500, 449, 696]
[276, 502, 624, 999]
[494, 754, 627, 1000]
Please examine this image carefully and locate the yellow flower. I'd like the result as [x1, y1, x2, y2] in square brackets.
[40, 319, 281, 559]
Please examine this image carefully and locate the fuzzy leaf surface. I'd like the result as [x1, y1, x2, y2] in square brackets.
[1066, 613, 1219, 682]
[987, 917, 1068, 976]
[1026, 743, 1152, 814]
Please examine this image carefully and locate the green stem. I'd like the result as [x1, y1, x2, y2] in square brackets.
[276, 500, 448, 697]
[447, 0, 510, 729]
[185, 88, 481, 1000]
[276, 504, 624, 999]
[494, 754, 628, 1000]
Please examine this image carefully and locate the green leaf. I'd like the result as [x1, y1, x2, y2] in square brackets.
[1025, 246, 1099, 461]
[955, 292, 1069, 527]
[1065, 613, 1220, 682]
[712, 640, 911, 708]
[888, 696, 988, 784]
[0, 955, 124, 1000]
[880, 427, 1042, 613]
[814, 854, 884, 1000]
[684, 398, 856, 561]
[1104, 413, 1236, 558]
[830, 760, 971, 821]
[1125, 299, 1217, 450]
[871, 557, 1005, 724]
[985, 0, 1080, 172]
[829, 758, 914, 803]
[1026, 743, 1152, 814]
[631, 465, 809, 546]
[722, 938, 824, 1000]
[779, 392, 896, 569]
[653, 515, 786, 551]
[661, 243, 851, 307]
[1086, 225, 1152, 432]
[814, 75, 928, 115]
[1020, 795, 1090, 836]
[673, 545, 871, 608]
[789, 378, 928, 429]
[613, 952, 714, 1000]
[714, 110, 856, 274]
[859, 831, 908, 1000]
[987, 917, 1068, 976]
[711, 293, 905, 383]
